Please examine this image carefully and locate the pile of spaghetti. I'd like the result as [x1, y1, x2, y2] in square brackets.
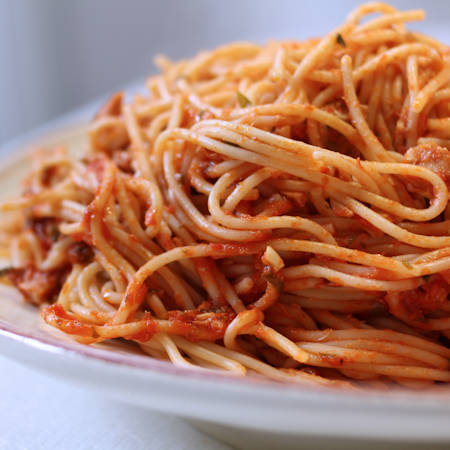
[2, 2, 450, 388]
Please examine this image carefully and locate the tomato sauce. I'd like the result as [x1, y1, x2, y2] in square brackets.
[42, 304, 93, 337]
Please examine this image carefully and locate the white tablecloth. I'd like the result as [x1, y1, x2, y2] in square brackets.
[0, 356, 231, 450]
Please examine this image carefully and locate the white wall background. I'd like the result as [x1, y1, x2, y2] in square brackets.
[0, 0, 449, 143]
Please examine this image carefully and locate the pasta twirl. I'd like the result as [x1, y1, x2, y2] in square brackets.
[2, 2, 450, 388]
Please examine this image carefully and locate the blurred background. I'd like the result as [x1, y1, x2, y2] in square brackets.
[0, 0, 449, 143]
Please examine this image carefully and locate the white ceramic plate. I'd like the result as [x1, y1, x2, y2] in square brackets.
[1, 122, 450, 450]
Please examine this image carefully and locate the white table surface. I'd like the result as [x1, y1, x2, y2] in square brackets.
[0, 355, 231, 450]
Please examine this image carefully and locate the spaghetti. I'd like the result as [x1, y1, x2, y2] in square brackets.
[2, 2, 450, 388]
